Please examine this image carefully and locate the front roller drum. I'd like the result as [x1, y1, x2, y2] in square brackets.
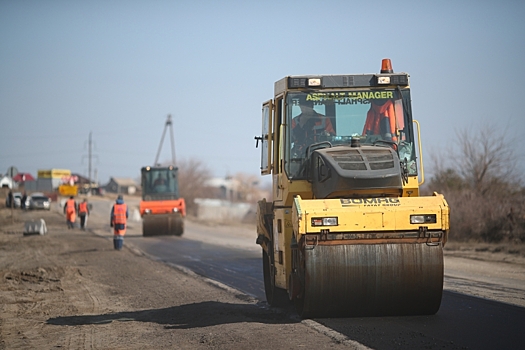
[142, 213, 184, 236]
[294, 243, 444, 318]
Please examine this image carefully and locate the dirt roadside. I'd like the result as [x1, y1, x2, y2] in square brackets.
[0, 206, 355, 350]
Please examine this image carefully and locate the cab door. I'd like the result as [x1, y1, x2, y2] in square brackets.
[259, 100, 273, 175]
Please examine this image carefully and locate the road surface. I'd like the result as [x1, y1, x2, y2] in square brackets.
[89, 196, 525, 349]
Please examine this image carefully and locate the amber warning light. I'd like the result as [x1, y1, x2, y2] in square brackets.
[381, 58, 394, 73]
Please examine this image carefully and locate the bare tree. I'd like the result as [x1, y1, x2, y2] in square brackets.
[453, 125, 520, 195]
[427, 124, 525, 243]
[176, 158, 212, 215]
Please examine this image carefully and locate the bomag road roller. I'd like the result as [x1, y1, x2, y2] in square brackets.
[139, 115, 186, 236]
[255, 59, 450, 318]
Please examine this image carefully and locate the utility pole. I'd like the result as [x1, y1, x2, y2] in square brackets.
[88, 131, 92, 193]
[82, 132, 98, 195]
[154, 114, 177, 166]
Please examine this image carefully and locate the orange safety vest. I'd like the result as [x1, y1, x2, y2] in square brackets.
[79, 202, 88, 214]
[66, 199, 76, 214]
[363, 100, 401, 141]
[112, 203, 127, 225]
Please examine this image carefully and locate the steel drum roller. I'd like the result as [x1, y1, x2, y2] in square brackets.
[142, 213, 184, 236]
[298, 243, 444, 318]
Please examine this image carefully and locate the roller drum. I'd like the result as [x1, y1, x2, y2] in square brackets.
[298, 243, 443, 318]
[142, 213, 184, 236]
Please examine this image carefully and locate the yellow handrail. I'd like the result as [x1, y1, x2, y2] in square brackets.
[413, 119, 425, 186]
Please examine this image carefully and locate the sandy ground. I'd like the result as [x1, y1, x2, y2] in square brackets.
[1, 198, 524, 349]
[0, 203, 355, 350]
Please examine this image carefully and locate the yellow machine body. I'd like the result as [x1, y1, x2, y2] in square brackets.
[293, 194, 449, 237]
[255, 59, 450, 318]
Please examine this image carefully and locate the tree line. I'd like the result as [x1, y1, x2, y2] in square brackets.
[424, 125, 525, 243]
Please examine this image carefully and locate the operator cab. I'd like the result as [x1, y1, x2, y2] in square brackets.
[286, 88, 416, 180]
[141, 166, 180, 201]
[258, 59, 419, 184]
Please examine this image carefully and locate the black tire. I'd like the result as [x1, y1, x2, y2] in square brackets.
[262, 249, 289, 307]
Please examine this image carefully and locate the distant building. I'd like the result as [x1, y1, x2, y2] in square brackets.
[12, 173, 35, 185]
[0, 175, 15, 189]
[72, 173, 99, 194]
[205, 177, 242, 201]
[204, 176, 268, 202]
[38, 169, 72, 190]
[104, 177, 138, 195]
[193, 176, 267, 222]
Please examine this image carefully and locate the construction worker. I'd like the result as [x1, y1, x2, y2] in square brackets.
[6, 190, 13, 208]
[21, 192, 27, 210]
[63, 196, 77, 229]
[110, 195, 128, 250]
[362, 98, 403, 142]
[154, 173, 167, 186]
[78, 199, 90, 230]
[153, 173, 168, 193]
[292, 100, 334, 156]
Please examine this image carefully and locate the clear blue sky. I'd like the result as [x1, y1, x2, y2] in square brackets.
[1, 0, 524, 185]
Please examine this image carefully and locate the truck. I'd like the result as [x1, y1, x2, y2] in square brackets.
[255, 59, 450, 318]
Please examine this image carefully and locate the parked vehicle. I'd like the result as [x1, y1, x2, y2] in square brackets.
[28, 193, 51, 210]
[13, 192, 22, 208]
[5, 192, 22, 208]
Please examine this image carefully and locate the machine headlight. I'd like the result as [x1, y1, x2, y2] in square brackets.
[308, 78, 321, 86]
[144, 209, 151, 214]
[311, 217, 338, 226]
[377, 76, 391, 84]
[172, 208, 179, 213]
[410, 214, 437, 224]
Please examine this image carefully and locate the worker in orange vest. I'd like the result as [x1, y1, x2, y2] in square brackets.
[292, 100, 334, 156]
[362, 98, 404, 142]
[78, 199, 90, 230]
[110, 195, 128, 250]
[63, 196, 77, 229]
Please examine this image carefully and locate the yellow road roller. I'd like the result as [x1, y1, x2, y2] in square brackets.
[255, 59, 449, 318]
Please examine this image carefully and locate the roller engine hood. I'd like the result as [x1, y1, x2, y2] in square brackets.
[309, 144, 403, 199]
